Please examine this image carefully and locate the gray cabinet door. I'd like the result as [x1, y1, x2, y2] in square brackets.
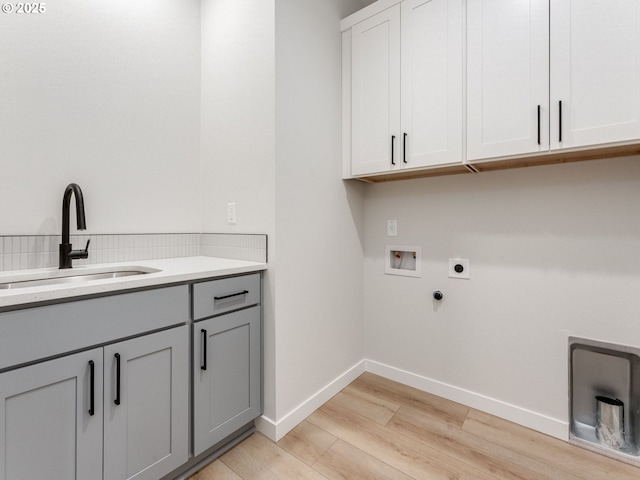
[0, 349, 103, 480]
[193, 306, 261, 456]
[103, 326, 189, 480]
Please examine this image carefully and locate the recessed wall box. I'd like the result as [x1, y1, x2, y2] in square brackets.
[569, 337, 640, 463]
[385, 245, 422, 278]
[449, 258, 470, 279]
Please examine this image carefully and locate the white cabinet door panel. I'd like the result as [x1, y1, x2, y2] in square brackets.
[401, 0, 463, 167]
[551, 0, 640, 149]
[467, 0, 549, 160]
[0, 349, 103, 480]
[351, 5, 401, 175]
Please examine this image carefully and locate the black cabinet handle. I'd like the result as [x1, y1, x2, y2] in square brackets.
[114, 353, 121, 406]
[201, 329, 207, 371]
[558, 100, 562, 142]
[214, 290, 249, 301]
[537, 105, 541, 145]
[391, 135, 396, 165]
[89, 360, 95, 416]
[403, 133, 407, 163]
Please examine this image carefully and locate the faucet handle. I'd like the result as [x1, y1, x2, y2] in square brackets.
[67, 238, 90, 261]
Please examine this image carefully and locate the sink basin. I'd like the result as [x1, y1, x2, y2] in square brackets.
[0, 267, 159, 290]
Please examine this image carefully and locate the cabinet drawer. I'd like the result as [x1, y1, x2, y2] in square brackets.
[0, 286, 189, 372]
[192, 274, 260, 320]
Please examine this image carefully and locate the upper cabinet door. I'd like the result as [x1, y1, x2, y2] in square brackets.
[467, 0, 549, 161]
[401, 0, 463, 168]
[351, 5, 401, 176]
[551, 0, 640, 149]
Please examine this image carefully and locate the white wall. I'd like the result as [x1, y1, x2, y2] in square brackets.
[200, 0, 366, 439]
[200, 0, 276, 235]
[0, 0, 201, 234]
[199, 0, 279, 435]
[363, 156, 640, 438]
[273, 0, 365, 428]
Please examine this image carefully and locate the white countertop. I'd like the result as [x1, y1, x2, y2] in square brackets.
[0, 256, 267, 310]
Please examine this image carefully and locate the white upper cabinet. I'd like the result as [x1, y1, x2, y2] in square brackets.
[344, 0, 640, 179]
[347, 0, 463, 177]
[466, 0, 549, 161]
[551, 0, 640, 150]
[468, 0, 640, 162]
[401, 0, 463, 168]
[350, 5, 402, 176]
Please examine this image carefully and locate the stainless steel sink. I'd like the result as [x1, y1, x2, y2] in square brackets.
[0, 268, 158, 290]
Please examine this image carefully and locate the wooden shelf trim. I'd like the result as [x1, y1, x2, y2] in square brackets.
[352, 143, 640, 183]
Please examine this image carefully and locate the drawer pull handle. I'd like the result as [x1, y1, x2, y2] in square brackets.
[201, 329, 207, 371]
[214, 290, 249, 301]
[114, 353, 121, 406]
[89, 360, 95, 416]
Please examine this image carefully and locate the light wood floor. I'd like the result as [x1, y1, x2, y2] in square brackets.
[189, 372, 640, 479]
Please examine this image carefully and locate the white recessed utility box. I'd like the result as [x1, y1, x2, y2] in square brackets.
[449, 258, 470, 279]
[385, 245, 422, 278]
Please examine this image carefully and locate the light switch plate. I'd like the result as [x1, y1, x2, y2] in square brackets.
[387, 220, 398, 237]
[227, 203, 237, 224]
[449, 258, 470, 279]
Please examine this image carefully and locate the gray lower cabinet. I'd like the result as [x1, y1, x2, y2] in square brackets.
[193, 306, 261, 456]
[0, 274, 262, 479]
[0, 348, 104, 480]
[0, 326, 188, 480]
[104, 326, 189, 480]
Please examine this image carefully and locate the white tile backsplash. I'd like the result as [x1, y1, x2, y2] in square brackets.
[0, 233, 267, 271]
[200, 233, 267, 263]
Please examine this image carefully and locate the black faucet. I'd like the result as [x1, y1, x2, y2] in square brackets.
[59, 183, 90, 269]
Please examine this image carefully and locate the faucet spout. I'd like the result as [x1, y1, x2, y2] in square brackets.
[59, 183, 89, 269]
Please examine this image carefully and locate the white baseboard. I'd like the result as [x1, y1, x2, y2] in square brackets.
[254, 415, 277, 441]
[256, 360, 366, 441]
[257, 358, 568, 442]
[365, 359, 569, 441]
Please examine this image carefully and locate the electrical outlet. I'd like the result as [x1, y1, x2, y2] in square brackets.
[387, 220, 398, 237]
[449, 258, 470, 279]
[227, 203, 237, 224]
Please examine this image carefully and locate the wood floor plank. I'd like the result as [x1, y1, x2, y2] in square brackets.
[389, 406, 583, 480]
[312, 439, 414, 480]
[330, 383, 401, 425]
[276, 420, 337, 467]
[191, 459, 242, 480]
[463, 409, 640, 480]
[187, 374, 640, 480]
[220, 433, 328, 480]
[352, 372, 469, 429]
[307, 397, 497, 480]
